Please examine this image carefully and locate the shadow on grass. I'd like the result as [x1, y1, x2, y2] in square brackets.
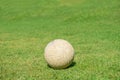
[47, 62, 76, 70]
[67, 62, 76, 68]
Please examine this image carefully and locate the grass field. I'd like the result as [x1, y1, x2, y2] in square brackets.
[0, 0, 120, 80]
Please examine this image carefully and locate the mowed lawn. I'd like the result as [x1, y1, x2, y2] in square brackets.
[0, 0, 120, 80]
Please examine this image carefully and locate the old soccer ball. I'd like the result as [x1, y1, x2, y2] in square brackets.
[44, 39, 74, 69]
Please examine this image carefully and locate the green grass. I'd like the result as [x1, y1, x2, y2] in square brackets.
[0, 0, 120, 80]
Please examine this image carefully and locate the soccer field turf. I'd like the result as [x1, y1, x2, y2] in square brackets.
[0, 0, 120, 80]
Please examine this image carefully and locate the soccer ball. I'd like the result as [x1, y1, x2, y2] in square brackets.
[44, 39, 74, 69]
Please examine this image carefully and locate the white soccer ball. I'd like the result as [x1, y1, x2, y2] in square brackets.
[44, 39, 74, 69]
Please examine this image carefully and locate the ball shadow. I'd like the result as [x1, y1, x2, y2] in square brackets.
[67, 62, 76, 69]
[47, 62, 76, 70]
